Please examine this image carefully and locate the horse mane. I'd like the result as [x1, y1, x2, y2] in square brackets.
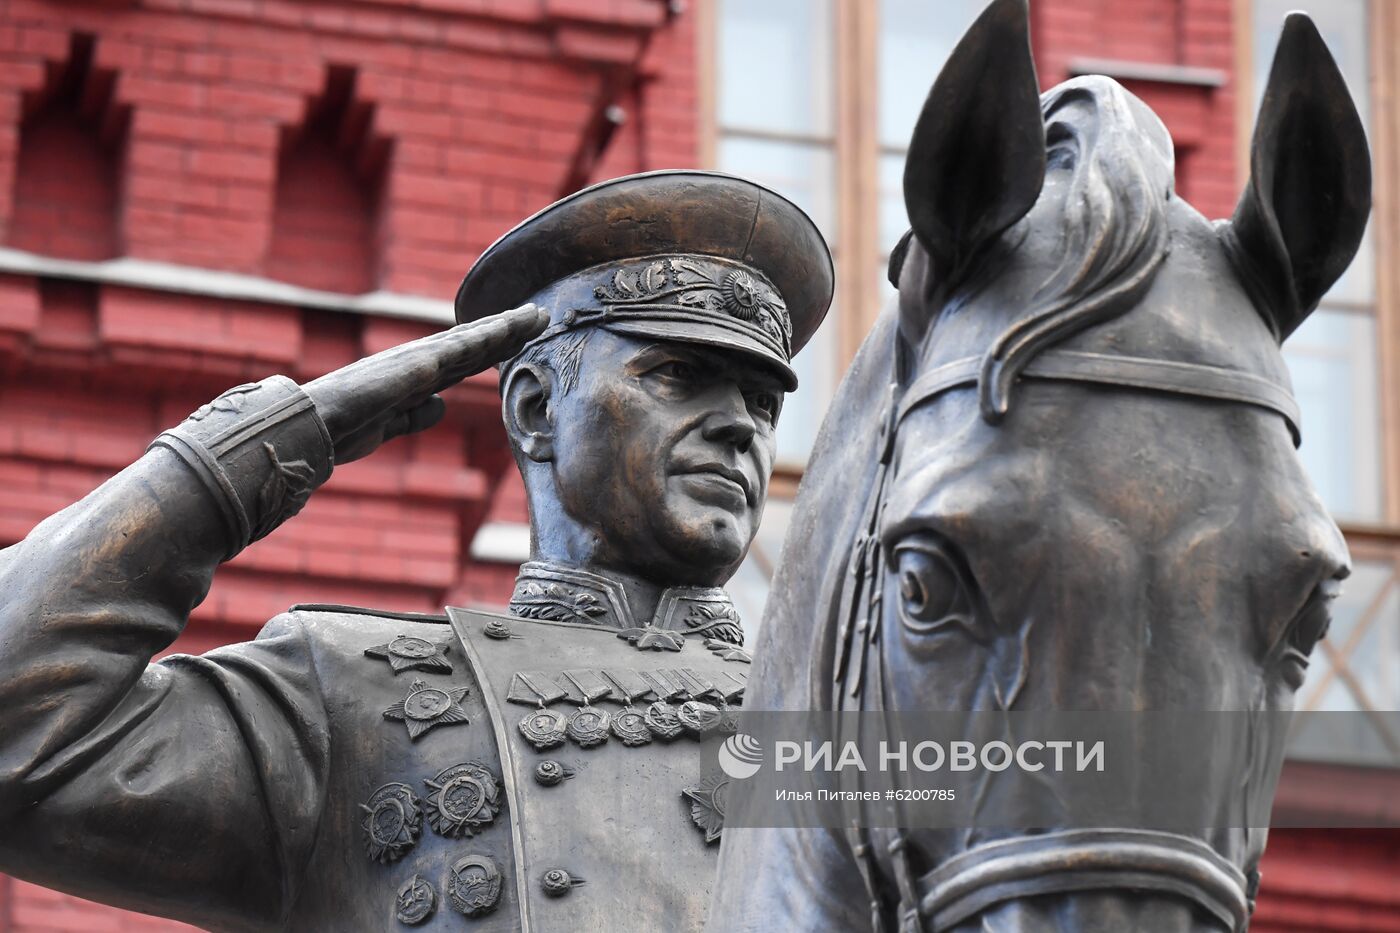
[961, 76, 1177, 423]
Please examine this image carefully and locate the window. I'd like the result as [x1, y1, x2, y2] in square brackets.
[706, 0, 980, 633]
[713, 0, 839, 467]
[876, 0, 984, 278]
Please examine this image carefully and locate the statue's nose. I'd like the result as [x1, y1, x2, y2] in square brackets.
[700, 385, 756, 454]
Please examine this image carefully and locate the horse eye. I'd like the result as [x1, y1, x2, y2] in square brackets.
[891, 537, 975, 636]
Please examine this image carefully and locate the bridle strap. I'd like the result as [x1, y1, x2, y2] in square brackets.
[916, 828, 1251, 933]
[895, 349, 1302, 446]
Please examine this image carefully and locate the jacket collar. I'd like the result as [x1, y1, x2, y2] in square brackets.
[508, 560, 744, 645]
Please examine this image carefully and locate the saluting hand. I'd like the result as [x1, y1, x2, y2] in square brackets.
[303, 304, 548, 465]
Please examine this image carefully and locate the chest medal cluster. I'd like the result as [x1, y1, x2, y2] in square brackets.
[360, 626, 517, 926]
[359, 601, 753, 924]
[507, 666, 747, 751]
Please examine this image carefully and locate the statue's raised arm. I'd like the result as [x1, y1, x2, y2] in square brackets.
[0, 306, 545, 928]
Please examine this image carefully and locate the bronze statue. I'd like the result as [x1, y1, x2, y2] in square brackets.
[0, 170, 833, 931]
[709, 1, 1371, 931]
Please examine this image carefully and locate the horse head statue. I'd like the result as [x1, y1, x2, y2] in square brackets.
[710, 1, 1371, 930]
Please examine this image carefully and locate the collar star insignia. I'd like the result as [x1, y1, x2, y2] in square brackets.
[365, 634, 453, 674]
[705, 638, 752, 663]
[682, 774, 730, 844]
[617, 626, 687, 652]
[383, 679, 470, 740]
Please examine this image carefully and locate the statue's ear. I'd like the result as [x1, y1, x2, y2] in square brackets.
[903, 0, 1045, 301]
[1223, 12, 1371, 341]
[502, 363, 554, 463]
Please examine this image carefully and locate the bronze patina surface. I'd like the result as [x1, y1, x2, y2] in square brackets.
[708, 2, 1370, 931]
[0, 170, 832, 931]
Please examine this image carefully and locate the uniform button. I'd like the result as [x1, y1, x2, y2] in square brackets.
[540, 868, 585, 897]
[534, 760, 575, 786]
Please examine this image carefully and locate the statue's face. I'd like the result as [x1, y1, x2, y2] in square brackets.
[548, 330, 784, 586]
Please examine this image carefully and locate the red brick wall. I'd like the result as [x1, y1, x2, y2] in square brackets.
[1255, 830, 1400, 932]
[1, 1, 1394, 931]
[0, 0, 695, 929]
[1032, 0, 1238, 220]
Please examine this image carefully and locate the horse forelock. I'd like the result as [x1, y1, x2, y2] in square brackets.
[909, 76, 1178, 427]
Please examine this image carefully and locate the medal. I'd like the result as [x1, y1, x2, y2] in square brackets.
[381, 680, 470, 742]
[643, 700, 683, 740]
[560, 671, 610, 748]
[447, 854, 502, 918]
[509, 671, 570, 750]
[678, 699, 722, 736]
[423, 762, 500, 838]
[611, 708, 651, 745]
[360, 783, 423, 864]
[640, 669, 687, 740]
[395, 874, 436, 925]
[602, 669, 653, 747]
[566, 706, 610, 747]
[675, 668, 727, 737]
[518, 708, 568, 750]
[364, 635, 453, 674]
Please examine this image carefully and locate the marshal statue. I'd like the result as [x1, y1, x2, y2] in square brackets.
[0, 170, 833, 931]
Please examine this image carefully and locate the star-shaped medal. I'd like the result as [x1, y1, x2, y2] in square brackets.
[365, 635, 453, 674]
[383, 679, 470, 740]
[682, 775, 730, 844]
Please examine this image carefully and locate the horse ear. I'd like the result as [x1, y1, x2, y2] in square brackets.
[903, 0, 1045, 297]
[1224, 13, 1371, 341]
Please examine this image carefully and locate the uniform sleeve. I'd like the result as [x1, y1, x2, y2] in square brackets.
[0, 377, 335, 931]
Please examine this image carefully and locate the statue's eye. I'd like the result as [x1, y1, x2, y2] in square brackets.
[748, 391, 781, 421]
[891, 535, 980, 638]
[653, 360, 701, 382]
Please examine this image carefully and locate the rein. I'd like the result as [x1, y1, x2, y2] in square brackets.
[836, 346, 1285, 932]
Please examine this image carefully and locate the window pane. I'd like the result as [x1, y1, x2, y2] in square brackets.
[717, 135, 838, 244]
[729, 498, 796, 642]
[1252, 0, 1374, 305]
[878, 0, 984, 148]
[717, 0, 835, 137]
[1284, 309, 1383, 523]
[878, 151, 907, 255]
[1288, 558, 1400, 767]
[775, 292, 839, 466]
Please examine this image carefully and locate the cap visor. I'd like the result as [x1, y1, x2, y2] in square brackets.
[599, 318, 798, 391]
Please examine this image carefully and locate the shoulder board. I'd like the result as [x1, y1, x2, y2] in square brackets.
[288, 603, 450, 624]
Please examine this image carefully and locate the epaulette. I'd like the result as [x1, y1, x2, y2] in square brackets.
[288, 603, 450, 624]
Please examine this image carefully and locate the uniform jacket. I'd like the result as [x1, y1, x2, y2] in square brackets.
[0, 383, 749, 933]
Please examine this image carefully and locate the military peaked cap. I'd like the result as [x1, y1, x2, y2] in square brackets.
[454, 170, 834, 389]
